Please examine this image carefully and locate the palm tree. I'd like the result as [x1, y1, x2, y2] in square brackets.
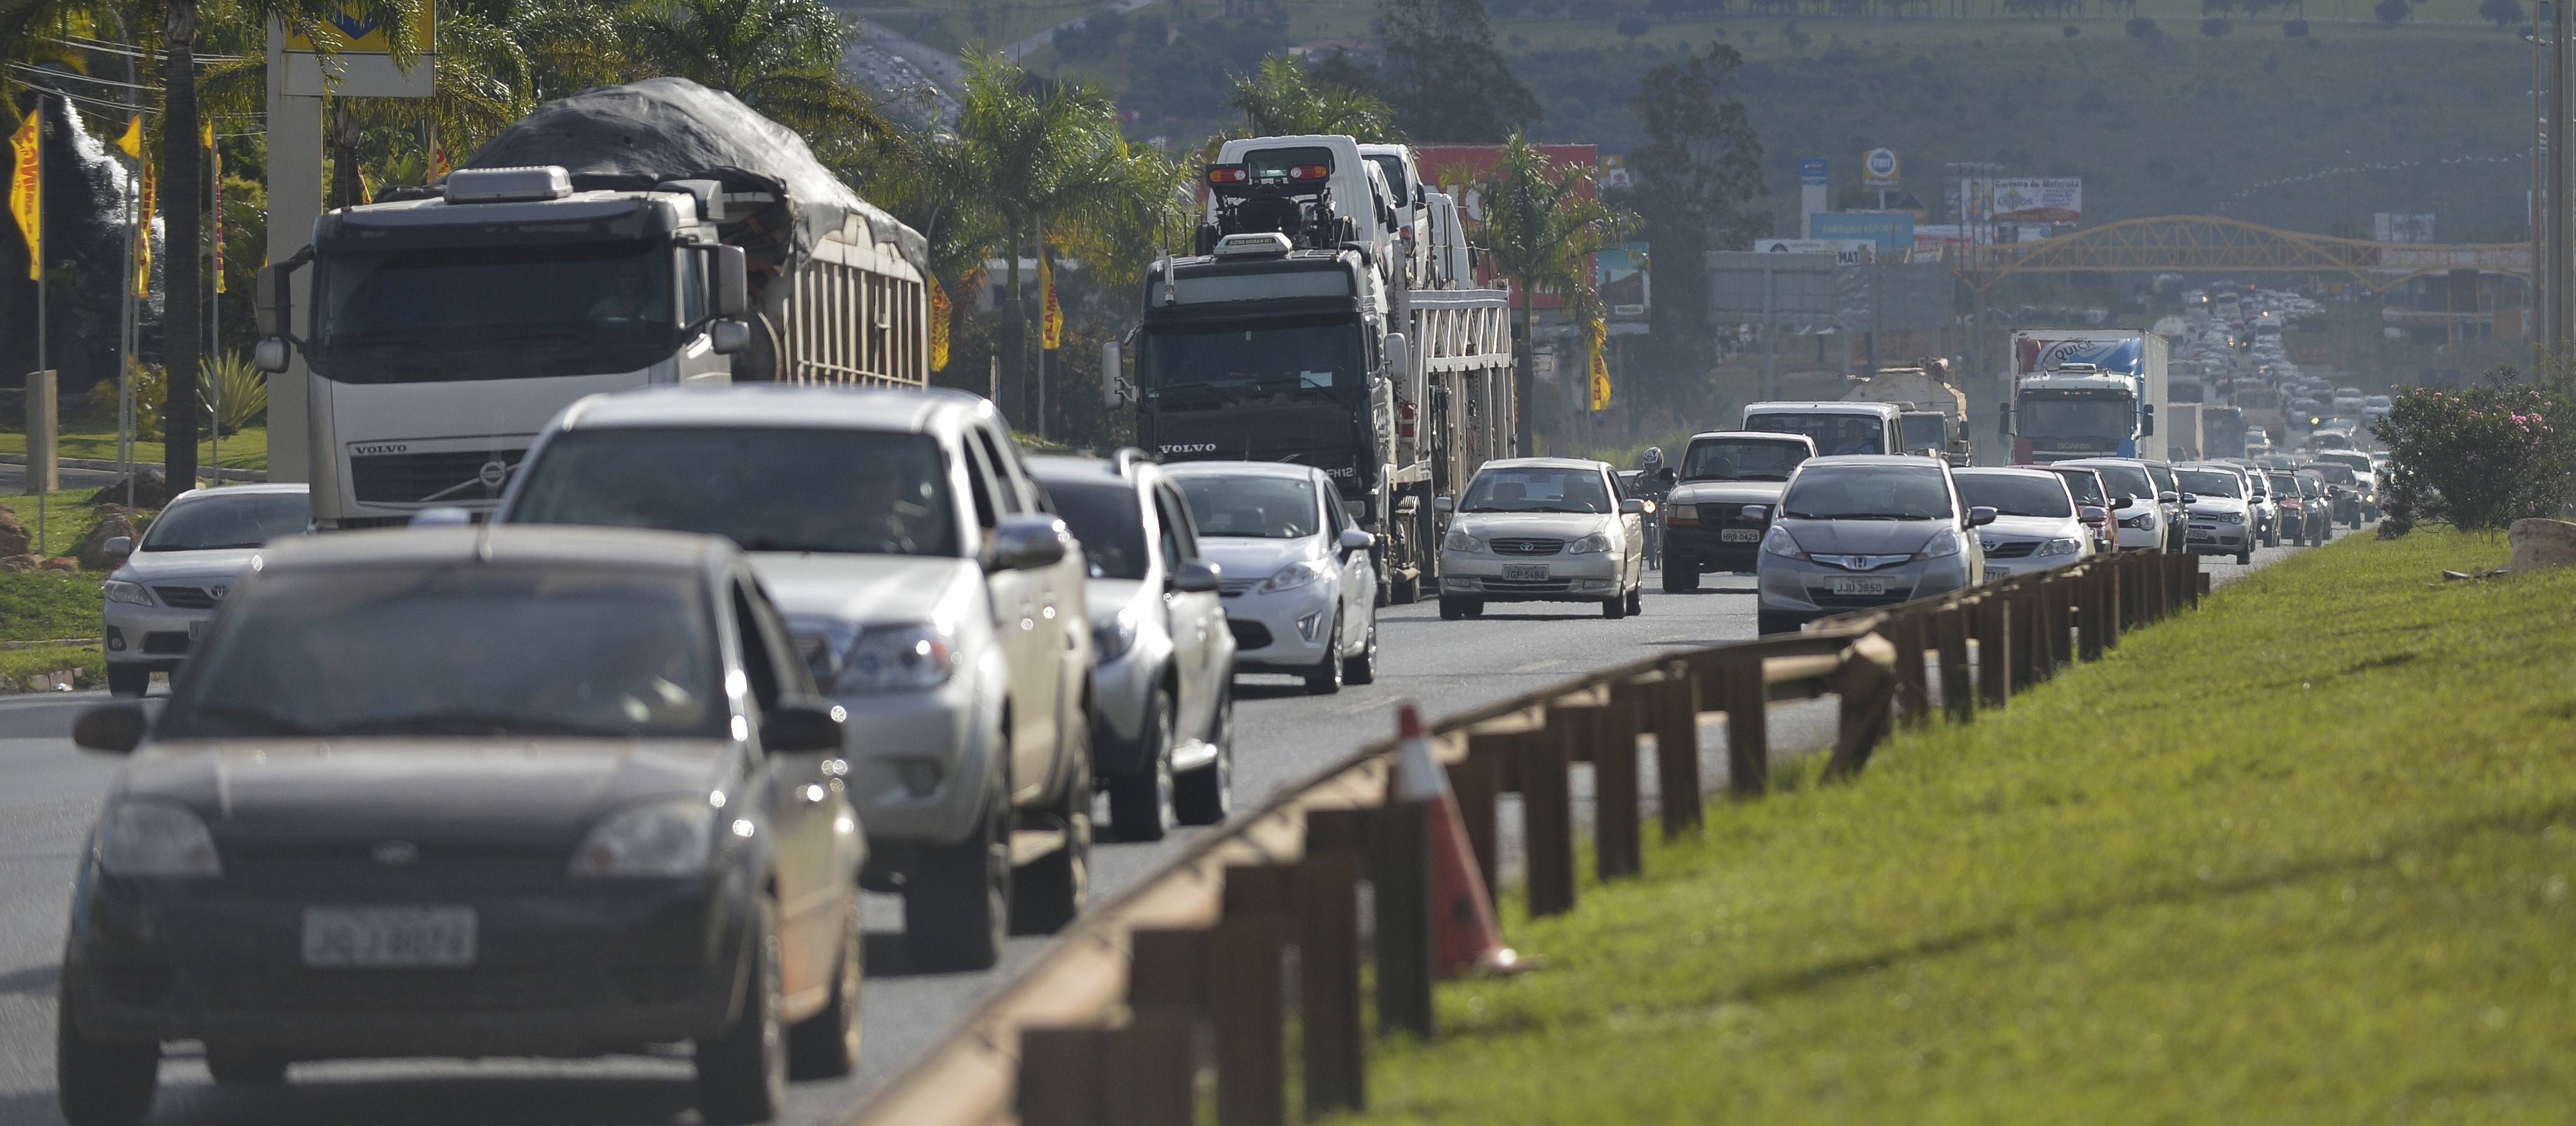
[1475, 131, 1636, 452]
[1226, 55, 1399, 141]
[621, 0, 887, 153]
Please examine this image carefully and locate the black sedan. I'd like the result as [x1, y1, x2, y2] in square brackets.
[57, 526, 864, 1126]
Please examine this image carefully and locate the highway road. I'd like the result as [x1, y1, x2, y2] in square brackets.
[0, 534, 2335, 1125]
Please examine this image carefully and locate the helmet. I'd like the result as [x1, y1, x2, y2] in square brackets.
[1638, 446, 1664, 470]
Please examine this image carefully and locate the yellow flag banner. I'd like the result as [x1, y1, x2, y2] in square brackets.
[133, 153, 154, 298]
[928, 276, 953, 372]
[428, 127, 451, 182]
[208, 124, 223, 295]
[114, 115, 142, 160]
[8, 108, 38, 281]
[1039, 255, 1063, 351]
[1587, 318, 1611, 412]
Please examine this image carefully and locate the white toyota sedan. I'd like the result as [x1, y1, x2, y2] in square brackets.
[1436, 457, 1647, 620]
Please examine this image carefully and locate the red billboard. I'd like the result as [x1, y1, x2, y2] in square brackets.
[1412, 144, 1599, 310]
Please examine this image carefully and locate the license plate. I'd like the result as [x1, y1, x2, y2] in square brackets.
[1830, 577, 1887, 596]
[1719, 529, 1761, 543]
[1986, 566, 2012, 578]
[186, 620, 206, 641]
[302, 906, 477, 968]
[1501, 564, 1549, 582]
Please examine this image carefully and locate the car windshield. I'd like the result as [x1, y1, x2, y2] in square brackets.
[507, 428, 958, 557]
[2309, 465, 2358, 486]
[2269, 473, 2301, 496]
[1460, 466, 1611, 514]
[140, 493, 309, 551]
[1045, 480, 1149, 580]
[1680, 438, 1807, 482]
[1781, 465, 1954, 520]
[1175, 475, 1317, 539]
[158, 564, 724, 740]
[2145, 463, 2180, 496]
[2072, 463, 2156, 500]
[2176, 470, 2242, 497]
[2045, 471, 2107, 506]
[1744, 412, 1887, 456]
[1955, 472, 2074, 518]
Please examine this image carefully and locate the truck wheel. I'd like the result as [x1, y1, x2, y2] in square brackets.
[1105, 689, 1177, 843]
[1175, 687, 1233, 826]
[1343, 612, 1379, 685]
[904, 777, 1009, 972]
[105, 665, 149, 698]
[56, 999, 157, 1126]
[695, 894, 788, 1125]
[1010, 718, 1091, 936]
[1664, 562, 1699, 594]
[786, 900, 863, 1079]
[1305, 614, 1344, 695]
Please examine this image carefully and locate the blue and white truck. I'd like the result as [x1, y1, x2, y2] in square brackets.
[2001, 330, 2169, 465]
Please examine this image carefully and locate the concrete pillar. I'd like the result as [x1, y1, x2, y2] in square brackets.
[22, 369, 57, 493]
[264, 22, 322, 484]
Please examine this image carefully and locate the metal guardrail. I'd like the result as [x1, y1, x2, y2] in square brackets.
[842, 548, 2210, 1126]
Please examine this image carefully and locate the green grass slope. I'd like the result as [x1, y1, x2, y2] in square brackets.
[1357, 529, 2576, 1123]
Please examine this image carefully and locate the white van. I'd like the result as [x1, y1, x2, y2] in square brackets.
[1741, 401, 1908, 458]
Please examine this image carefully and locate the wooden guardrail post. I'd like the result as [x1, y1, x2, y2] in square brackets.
[1365, 802, 1436, 1038]
[1298, 809, 1368, 1118]
[1823, 633, 1899, 780]
[1891, 611, 1932, 727]
[2148, 552, 2171, 622]
[2047, 571, 2074, 668]
[1453, 732, 1511, 914]
[2106, 557, 2127, 643]
[1721, 654, 1769, 796]
[1596, 681, 1643, 881]
[1020, 1017, 1197, 1126]
[1215, 865, 1290, 1126]
[1972, 596, 2012, 708]
[2074, 566, 2103, 661]
[1650, 670, 1704, 839]
[1524, 709, 1578, 917]
[2007, 586, 2039, 690]
[2183, 554, 2203, 608]
[1936, 604, 1974, 721]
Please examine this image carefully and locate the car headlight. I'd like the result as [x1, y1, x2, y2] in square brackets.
[1663, 502, 1699, 527]
[834, 623, 957, 693]
[1760, 525, 1806, 560]
[569, 797, 718, 878]
[2212, 512, 2246, 525]
[1258, 558, 1331, 594]
[2035, 537, 2083, 556]
[1093, 608, 1139, 661]
[1442, 529, 1485, 553]
[103, 581, 154, 607]
[97, 801, 221, 878]
[1916, 530, 1964, 559]
[2120, 512, 2154, 529]
[1566, 532, 1613, 555]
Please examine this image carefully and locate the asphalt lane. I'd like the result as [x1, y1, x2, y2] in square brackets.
[0, 527, 2349, 1125]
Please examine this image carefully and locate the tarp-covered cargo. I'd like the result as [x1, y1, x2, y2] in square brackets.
[462, 77, 927, 276]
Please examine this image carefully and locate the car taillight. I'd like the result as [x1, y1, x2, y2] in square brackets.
[1207, 165, 1248, 184]
[1287, 164, 1329, 181]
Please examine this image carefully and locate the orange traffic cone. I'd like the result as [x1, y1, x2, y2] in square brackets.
[1392, 702, 1532, 979]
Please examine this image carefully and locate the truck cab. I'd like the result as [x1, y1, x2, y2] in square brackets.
[1741, 401, 1905, 457]
[2008, 364, 2153, 463]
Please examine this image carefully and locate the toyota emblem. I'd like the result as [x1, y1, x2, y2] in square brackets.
[477, 460, 511, 489]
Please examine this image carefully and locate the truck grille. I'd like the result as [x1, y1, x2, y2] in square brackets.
[1488, 538, 1564, 557]
[349, 449, 523, 505]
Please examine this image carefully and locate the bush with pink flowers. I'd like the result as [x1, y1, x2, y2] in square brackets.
[2370, 383, 2573, 536]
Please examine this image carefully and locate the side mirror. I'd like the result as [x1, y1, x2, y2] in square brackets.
[1968, 505, 2000, 527]
[1739, 504, 1770, 523]
[254, 261, 291, 337]
[760, 700, 846, 754]
[1657, 468, 1677, 482]
[709, 319, 753, 355]
[2111, 496, 2135, 510]
[1101, 340, 1125, 407]
[2141, 412, 2156, 437]
[103, 536, 132, 558]
[73, 703, 147, 754]
[2181, 492, 2200, 504]
[2158, 492, 2181, 505]
[1384, 332, 1410, 384]
[1338, 527, 1375, 551]
[1619, 498, 1645, 515]
[712, 245, 750, 318]
[2079, 505, 2108, 522]
[990, 514, 1069, 571]
[1170, 559, 1222, 593]
[251, 337, 292, 374]
[1433, 496, 1454, 515]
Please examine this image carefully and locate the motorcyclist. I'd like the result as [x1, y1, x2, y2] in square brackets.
[1633, 446, 1673, 570]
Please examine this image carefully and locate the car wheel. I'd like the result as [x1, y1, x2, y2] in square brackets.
[56, 999, 157, 1126]
[1601, 593, 1626, 619]
[104, 665, 149, 698]
[1105, 688, 1177, 843]
[1344, 612, 1378, 685]
[1462, 599, 1485, 618]
[1305, 613, 1344, 695]
[1663, 562, 1699, 593]
[1175, 685, 1232, 826]
[903, 774, 1009, 972]
[1756, 608, 1801, 636]
[694, 893, 788, 1126]
[2236, 549, 2252, 566]
[1439, 596, 1468, 620]
[1010, 717, 1091, 936]
[204, 1047, 288, 1085]
[1626, 585, 1643, 616]
[786, 899, 863, 1079]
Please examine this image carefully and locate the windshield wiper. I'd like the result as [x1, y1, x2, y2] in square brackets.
[332, 710, 631, 738]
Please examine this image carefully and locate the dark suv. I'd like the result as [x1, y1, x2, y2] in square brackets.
[1658, 431, 1816, 592]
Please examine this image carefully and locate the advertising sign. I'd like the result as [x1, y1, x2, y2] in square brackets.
[1965, 177, 2082, 223]
[283, 4, 435, 98]
[1862, 147, 1900, 189]
[2017, 335, 2143, 376]
[1799, 158, 1828, 186]
[1415, 142, 1600, 310]
[2373, 213, 2436, 243]
[1751, 238, 1877, 265]
[1810, 211, 1915, 252]
[1596, 243, 1649, 318]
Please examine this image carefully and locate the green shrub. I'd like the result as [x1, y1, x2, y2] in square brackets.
[203, 351, 268, 437]
[2371, 382, 2573, 535]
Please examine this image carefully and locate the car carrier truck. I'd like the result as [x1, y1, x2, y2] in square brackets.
[2001, 330, 2168, 464]
[253, 77, 930, 528]
[1108, 139, 1515, 604]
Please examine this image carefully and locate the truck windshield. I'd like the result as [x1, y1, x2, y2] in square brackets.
[507, 428, 959, 557]
[1744, 413, 1887, 456]
[1900, 414, 1949, 452]
[2019, 396, 2135, 442]
[1143, 317, 1364, 409]
[1680, 438, 1806, 482]
[314, 238, 685, 382]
